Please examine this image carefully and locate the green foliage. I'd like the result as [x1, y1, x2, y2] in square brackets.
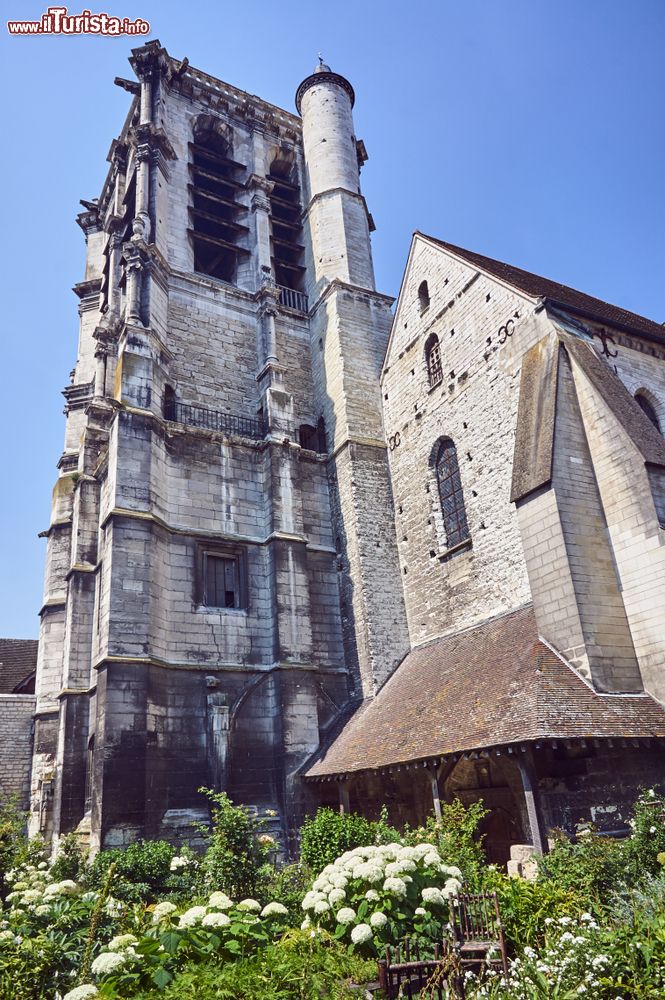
[85, 840, 181, 902]
[195, 788, 272, 900]
[50, 833, 88, 883]
[620, 787, 665, 885]
[404, 798, 489, 889]
[536, 826, 623, 900]
[482, 868, 583, 950]
[133, 930, 376, 1000]
[262, 862, 312, 924]
[299, 809, 374, 875]
[0, 798, 34, 899]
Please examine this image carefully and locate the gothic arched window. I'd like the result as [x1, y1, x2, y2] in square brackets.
[635, 391, 661, 433]
[434, 438, 470, 548]
[425, 333, 443, 388]
[418, 280, 430, 311]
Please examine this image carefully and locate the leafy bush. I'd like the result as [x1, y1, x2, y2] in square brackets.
[50, 833, 88, 883]
[0, 798, 43, 900]
[481, 868, 583, 950]
[299, 809, 375, 875]
[536, 826, 623, 901]
[620, 787, 665, 884]
[262, 862, 312, 924]
[302, 841, 462, 953]
[404, 799, 488, 889]
[85, 840, 188, 903]
[132, 929, 376, 1000]
[195, 789, 272, 900]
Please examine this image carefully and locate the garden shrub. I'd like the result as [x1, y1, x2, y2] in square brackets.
[620, 787, 665, 884]
[299, 809, 374, 875]
[0, 798, 42, 899]
[262, 862, 312, 924]
[50, 832, 88, 883]
[481, 869, 584, 950]
[85, 840, 186, 902]
[302, 840, 462, 953]
[404, 798, 488, 890]
[536, 826, 624, 901]
[195, 788, 273, 900]
[131, 929, 377, 1000]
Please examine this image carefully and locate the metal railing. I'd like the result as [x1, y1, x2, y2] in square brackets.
[164, 400, 265, 440]
[278, 285, 308, 313]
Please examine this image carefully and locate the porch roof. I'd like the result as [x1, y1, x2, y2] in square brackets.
[304, 605, 665, 780]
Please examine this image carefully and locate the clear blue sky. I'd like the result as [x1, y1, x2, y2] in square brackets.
[1, 0, 663, 637]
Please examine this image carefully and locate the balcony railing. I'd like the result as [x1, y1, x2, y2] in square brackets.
[164, 400, 266, 440]
[278, 285, 308, 313]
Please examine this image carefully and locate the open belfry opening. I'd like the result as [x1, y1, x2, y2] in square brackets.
[188, 117, 249, 282]
[9, 38, 663, 862]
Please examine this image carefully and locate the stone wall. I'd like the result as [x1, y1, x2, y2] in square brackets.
[0, 695, 35, 806]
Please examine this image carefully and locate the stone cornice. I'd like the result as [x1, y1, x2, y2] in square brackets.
[72, 278, 102, 301]
[94, 653, 346, 675]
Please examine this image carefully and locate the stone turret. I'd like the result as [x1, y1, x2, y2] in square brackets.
[297, 62, 410, 698]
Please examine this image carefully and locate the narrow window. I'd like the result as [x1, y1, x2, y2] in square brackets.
[205, 554, 240, 608]
[84, 736, 94, 813]
[188, 118, 249, 283]
[268, 157, 306, 308]
[635, 391, 661, 433]
[163, 384, 176, 421]
[198, 546, 247, 610]
[435, 438, 470, 548]
[418, 280, 430, 311]
[425, 333, 443, 388]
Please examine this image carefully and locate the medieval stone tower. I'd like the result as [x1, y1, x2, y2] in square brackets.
[31, 41, 409, 852]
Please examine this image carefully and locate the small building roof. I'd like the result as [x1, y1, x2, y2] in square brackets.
[304, 606, 665, 779]
[0, 639, 38, 694]
[420, 235, 665, 346]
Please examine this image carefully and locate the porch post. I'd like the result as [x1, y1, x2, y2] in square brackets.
[516, 749, 546, 855]
[427, 765, 442, 821]
[338, 779, 350, 814]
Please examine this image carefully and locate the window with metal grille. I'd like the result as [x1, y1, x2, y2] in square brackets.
[426, 334, 443, 388]
[435, 438, 470, 548]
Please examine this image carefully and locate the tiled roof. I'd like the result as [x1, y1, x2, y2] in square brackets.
[305, 606, 665, 779]
[422, 236, 665, 345]
[0, 639, 38, 694]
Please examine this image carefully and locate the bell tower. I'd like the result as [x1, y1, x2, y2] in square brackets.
[297, 63, 409, 696]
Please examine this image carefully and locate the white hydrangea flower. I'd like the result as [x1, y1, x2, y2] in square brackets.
[35, 905, 51, 916]
[0, 930, 15, 944]
[443, 865, 462, 879]
[443, 878, 461, 897]
[330, 873, 348, 889]
[107, 934, 138, 951]
[208, 891, 233, 910]
[329, 888, 346, 905]
[63, 987, 99, 1000]
[313, 899, 330, 915]
[37, 862, 48, 870]
[336, 906, 357, 924]
[421, 887, 444, 905]
[91, 951, 126, 976]
[178, 905, 208, 927]
[151, 901, 177, 922]
[44, 880, 78, 898]
[415, 907, 427, 916]
[261, 901, 288, 918]
[351, 923, 373, 944]
[365, 889, 380, 902]
[301, 916, 311, 930]
[397, 846, 418, 861]
[383, 877, 407, 897]
[169, 855, 192, 871]
[412, 844, 434, 859]
[202, 911, 231, 927]
[237, 898, 261, 912]
[370, 911, 388, 928]
[21, 890, 42, 904]
[423, 853, 441, 868]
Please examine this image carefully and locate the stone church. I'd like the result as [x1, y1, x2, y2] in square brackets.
[8, 40, 665, 860]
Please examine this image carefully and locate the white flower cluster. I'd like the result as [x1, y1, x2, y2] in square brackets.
[302, 842, 462, 944]
[62, 987, 99, 1000]
[169, 854, 195, 872]
[3, 859, 85, 915]
[466, 916, 610, 1000]
[91, 951, 128, 976]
